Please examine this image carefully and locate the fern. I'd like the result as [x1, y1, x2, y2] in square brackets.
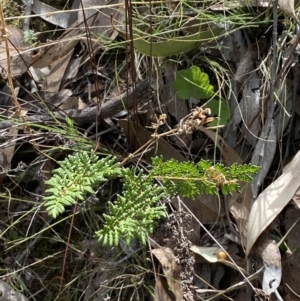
[151, 157, 259, 199]
[44, 151, 121, 218]
[95, 168, 166, 246]
[43, 151, 258, 247]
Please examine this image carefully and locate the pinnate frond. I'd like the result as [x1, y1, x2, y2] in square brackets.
[43, 150, 258, 247]
[96, 168, 166, 246]
[44, 151, 121, 218]
[151, 157, 259, 199]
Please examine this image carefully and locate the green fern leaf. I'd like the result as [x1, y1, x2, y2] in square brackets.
[96, 168, 166, 246]
[151, 157, 259, 198]
[44, 151, 121, 218]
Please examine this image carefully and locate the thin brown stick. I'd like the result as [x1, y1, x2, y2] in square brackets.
[0, 4, 21, 117]
[7, 80, 149, 125]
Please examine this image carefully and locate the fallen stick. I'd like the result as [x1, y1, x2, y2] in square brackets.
[1, 80, 149, 126]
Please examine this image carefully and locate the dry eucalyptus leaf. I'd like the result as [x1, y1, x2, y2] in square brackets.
[76, 0, 121, 35]
[40, 0, 123, 91]
[31, 10, 85, 70]
[278, 0, 297, 20]
[31, 37, 79, 69]
[0, 26, 33, 77]
[42, 89, 73, 108]
[152, 248, 183, 301]
[246, 150, 300, 257]
[43, 51, 74, 92]
[22, 0, 71, 28]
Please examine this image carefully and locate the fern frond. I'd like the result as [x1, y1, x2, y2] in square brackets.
[43, 151, 258, 246]
[44, 151, 121, 218]
[96, 168, 166, 246]
[151, 157, 259, 199]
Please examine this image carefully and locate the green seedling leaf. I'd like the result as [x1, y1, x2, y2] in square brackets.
[173, 66, 214, 100]
[206, 98, 230, 127]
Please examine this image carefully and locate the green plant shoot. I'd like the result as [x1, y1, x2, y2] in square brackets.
[172, 66, 214, 99]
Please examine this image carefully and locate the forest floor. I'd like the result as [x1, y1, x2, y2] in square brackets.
[1, 1, 300, 301]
